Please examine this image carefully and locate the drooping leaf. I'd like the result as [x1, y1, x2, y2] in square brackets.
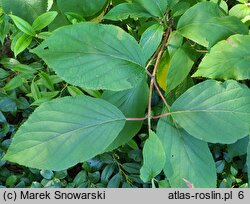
[102, 80, 149, 151]
[171, 80, 250, 144]
[57, 0, 108, 18]
[32, 11, 58, 31]
[140, 24, 164, 61]
[140, 131, 166, 182]
[228, 136, 249, 158]
[2, 0, 48, 23]
[193, 35, 250, 80]
[157, 117, 216, 187]
[32, 22, 146, 91]
[3, 96, 126, 170]
[166, 43, 198, 93]
[156, 51, 171, 91]
[9, 15, 35, 36]
[177, 2, 248, 48]
[0, 15, 10, 44]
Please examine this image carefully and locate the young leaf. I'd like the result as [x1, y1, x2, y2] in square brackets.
[3, 96, 126, 170]
[67, 86, 84, 96]
[13, 33, 33, 57]
[177, 2, 248, 48]
[30, 80, 41, 101]
[32, 22, 146, 91]
[4, 74, 27, 91]
[32, 11, 58, 31]
[140, 24, 164, 61]
[102, 80, 149, 151]
[140, 130, 166, 183]
[9, 15, 36, 36]
[0, 15, 10, 44]
[157, 117, 216, 187]
[171, 80, 250, 144]
[193, 34, 250, 80]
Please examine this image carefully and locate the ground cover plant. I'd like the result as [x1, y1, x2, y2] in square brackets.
[0, 0, 250, 188]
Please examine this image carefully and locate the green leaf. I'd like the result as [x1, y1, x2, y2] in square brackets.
[135, 0, 168, 18]
[13, 33, 33, 57]
[67, 86, 84, 97]
[140, 131, 166, 183]
[229, 4, 250, 20]
[4, 74, 27, 91]
[3, 96, 126, 170]
[9, 15, 36, 36]
[193, 35, 250, 80]
[171, 80, 250, 144]
[0, 96, 17, 112]
[102, 80, 149, 151]
[104, 3, 152, 21]
[228, 136, 249, 158]
[177, 2, 248, 48]
[32, 11, 58, 31]
[0, 15, 10, 44]
[30, 80, 41, 101]
[157, 117, 217, 187]
[105, 0, 168, 20]
[32, 22, 146, 91]
[57, 0, 107, 18]
[39, 72, 55, 91]
[140, 24, 164, 61]
[2, 0, 48, 23]
[107, 173, 121, 188]
[166, 43, 197, 93]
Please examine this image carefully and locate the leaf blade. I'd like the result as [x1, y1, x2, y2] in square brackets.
[171, 80, 250, 144]
[32, 22, 146, 91]
[3, 95, 126, 170]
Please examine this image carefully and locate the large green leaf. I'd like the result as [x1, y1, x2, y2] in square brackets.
[102, 80, 149, 151]
[32, 22, 146, 91]
[193, 35, 250, 80]
[2, 0, 47, 23]
[157, 117, 216, 187]
[104, 0, 168, 20]
[171, 80, 250, 144]
[140, 24, 164, 61]
[57, 0, 107, 18]
[3, 96, 126, 170]
[177, 2, 248, 48]
[140, 130, 166, 182]
[166, 43, 197, 93]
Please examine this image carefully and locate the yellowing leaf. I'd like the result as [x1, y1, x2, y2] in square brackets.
[156, 51, 170, 91]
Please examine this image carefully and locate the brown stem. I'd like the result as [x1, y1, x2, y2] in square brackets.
[153, 80, 170, 111]
[126, 112, 171, 121]
[147, 26, 171, 131]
